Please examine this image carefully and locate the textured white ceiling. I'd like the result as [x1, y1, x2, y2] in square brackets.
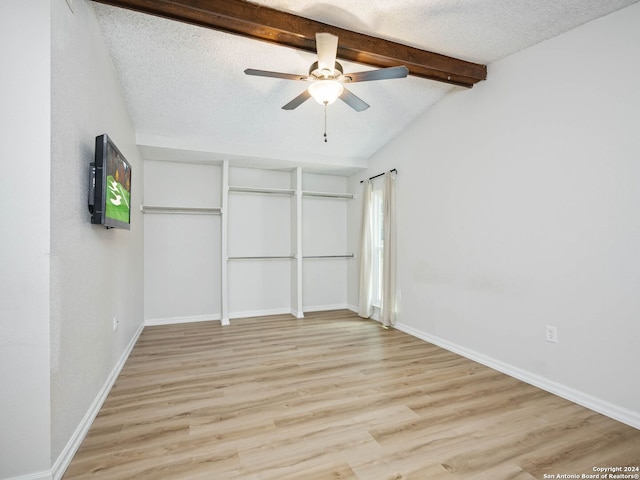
[92, 0, 639, 174]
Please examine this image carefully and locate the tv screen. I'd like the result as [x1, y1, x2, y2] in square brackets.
[89, 134, 132, 229]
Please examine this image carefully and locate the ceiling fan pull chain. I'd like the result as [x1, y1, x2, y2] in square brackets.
[324, 103, 328, 143]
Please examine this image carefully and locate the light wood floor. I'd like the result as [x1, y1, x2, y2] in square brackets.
[64, 310, 640, 479]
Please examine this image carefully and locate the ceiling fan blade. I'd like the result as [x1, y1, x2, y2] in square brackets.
[244, 68, 307, 81]
[339, 88, 369, 112]
[315, 33, 338, 75]
[344, 66, 409, 83]
[282, 90, 312, 110]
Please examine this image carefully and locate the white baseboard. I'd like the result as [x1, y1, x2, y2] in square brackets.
[145, 306, 362, 326]
[302, 303, 350, 313]
[5, 470, 52, 480]
[146, 310, 297, 326]
[228, 307, 292, 320]
[50, 322, 145, 480]
[394, 322, 640, 430]
[144, 313, 221, 327]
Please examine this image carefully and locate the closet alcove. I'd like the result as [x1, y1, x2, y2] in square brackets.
[142, 160, 354, 325]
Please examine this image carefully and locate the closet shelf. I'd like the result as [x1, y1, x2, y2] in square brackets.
[141, 205, 221, 215]
[302, 191, 354, 199]
[229, 186, 295, 196]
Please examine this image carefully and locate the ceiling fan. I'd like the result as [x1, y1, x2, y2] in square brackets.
[244, 33, 409, 112]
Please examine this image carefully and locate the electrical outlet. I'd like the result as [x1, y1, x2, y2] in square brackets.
[113, 314, 119, 331]
[545, 325, 557, 343]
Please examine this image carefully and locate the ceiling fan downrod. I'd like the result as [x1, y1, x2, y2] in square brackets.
[324, 103, 328, 143]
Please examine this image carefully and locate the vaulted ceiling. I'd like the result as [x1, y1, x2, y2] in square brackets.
[91, 0, 638, 174]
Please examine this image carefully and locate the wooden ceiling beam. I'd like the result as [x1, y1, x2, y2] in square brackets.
[91, 0, 487, 88]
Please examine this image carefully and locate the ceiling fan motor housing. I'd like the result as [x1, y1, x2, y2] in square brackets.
[309, 61, 344, 79]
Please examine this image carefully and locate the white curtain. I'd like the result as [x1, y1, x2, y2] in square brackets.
[358, 180, 373, 318]
[381, 172, 397, 327]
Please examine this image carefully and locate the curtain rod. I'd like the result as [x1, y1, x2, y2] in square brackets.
[360, 168, 397, 183]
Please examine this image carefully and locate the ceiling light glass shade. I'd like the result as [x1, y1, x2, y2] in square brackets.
[308, 80, 344, 105]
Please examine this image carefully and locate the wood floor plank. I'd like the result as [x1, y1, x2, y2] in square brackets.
[63, 310, 640, 479]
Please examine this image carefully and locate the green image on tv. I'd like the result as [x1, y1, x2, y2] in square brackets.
[105, 175, 131, 223]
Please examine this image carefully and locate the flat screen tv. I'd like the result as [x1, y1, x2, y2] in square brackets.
[88, 134, 132, 229]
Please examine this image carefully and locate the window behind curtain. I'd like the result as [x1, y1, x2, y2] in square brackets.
[371, 186, 384, 307]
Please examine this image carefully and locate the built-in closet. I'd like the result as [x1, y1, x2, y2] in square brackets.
[142, 160, 353, 325]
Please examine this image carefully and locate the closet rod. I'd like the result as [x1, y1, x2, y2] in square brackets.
[360, 168, 397, 183]
[302, 191, 354, 199]
[228, 255, 294, 260]
[228, 186, 294, 195]
[302, 254, 354, 259]
[140, 205, 221, 215]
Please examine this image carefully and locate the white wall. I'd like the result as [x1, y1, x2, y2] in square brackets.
[0, 2, 143, 477]
[350, 3, 640, 427]
[50, 0, 144, 473]
[0, 1, 52, 478]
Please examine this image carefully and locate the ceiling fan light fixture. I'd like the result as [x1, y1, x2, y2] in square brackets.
[308, 80, 344, 105]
